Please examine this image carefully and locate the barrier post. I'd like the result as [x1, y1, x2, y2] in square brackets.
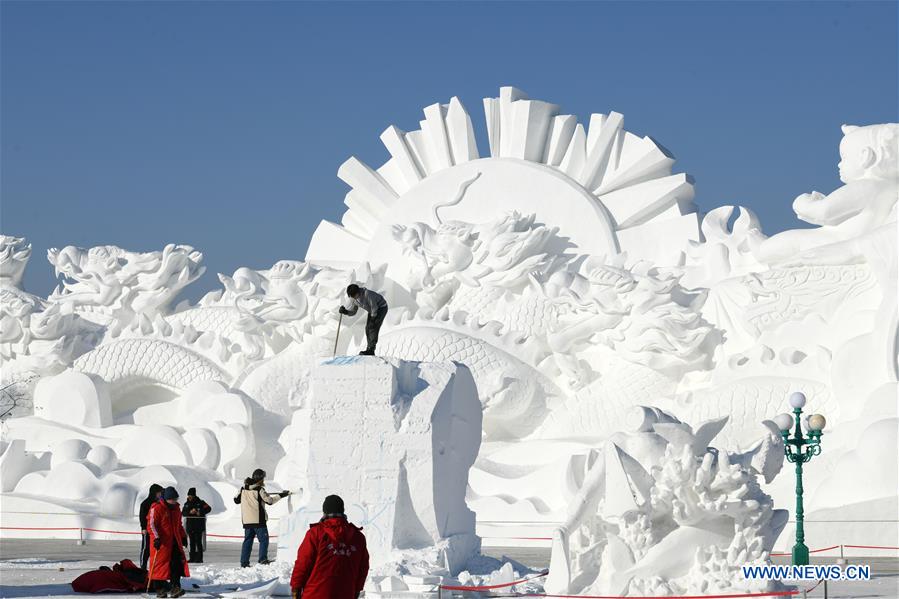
[823, 579, 828, 598]
[836, 544, 847, 566]
[76, 527, 85, 546]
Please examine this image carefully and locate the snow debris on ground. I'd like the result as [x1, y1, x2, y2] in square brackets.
[455, 558, 546, 593]
[184, 561, 293, 596]
[363, 548, 544, 596]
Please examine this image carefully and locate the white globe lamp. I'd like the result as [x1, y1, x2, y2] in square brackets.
[789, 392, 807, 409]
[773, 413, 794, 433]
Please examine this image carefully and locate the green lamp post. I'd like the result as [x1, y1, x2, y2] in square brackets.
[774, 391, 826, 566]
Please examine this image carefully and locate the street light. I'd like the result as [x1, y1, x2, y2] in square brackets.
[774, 391, 826, 566]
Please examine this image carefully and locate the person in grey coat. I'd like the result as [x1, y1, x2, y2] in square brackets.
[339, 284, 388, 356]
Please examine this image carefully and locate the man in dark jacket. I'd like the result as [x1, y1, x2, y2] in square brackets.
[182, 487, 211, 563]
[290, 495, 369, 599]
[138, 484, 163, 569]
[233, 469, 289, 567]
[339, 284, 388, 356]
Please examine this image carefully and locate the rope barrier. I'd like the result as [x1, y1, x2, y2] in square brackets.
[0, 526, 80, 531]
[770, 543, 899, 556]
[205, 532, 279, 539]
[510, 592, 799, 598]
[439, 570, 548, 591]
[770, 544, 841, 557]
[0, 511, 278, 521]
[0, 526, 277, 538]
[803, 580, 824, 594]
[82, 527, 141, 535]
[438, 573, 809, 598]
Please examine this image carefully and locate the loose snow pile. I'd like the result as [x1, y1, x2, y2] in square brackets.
[180, 553, 539, 598]
[180, 562, 291, 596]
[363, 547, 542, 596]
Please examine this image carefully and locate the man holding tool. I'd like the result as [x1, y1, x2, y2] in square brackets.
[338, 284, 388, 356]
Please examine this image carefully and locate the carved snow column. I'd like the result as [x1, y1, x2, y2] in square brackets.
[277, 357, 482, 575]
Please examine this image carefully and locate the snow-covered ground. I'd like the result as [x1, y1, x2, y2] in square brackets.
[0, 539, 546, 598]
[0, 539, 896, 598]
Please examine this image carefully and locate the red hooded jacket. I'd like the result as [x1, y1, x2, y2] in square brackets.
[290, 516, 369, 599]
[147, 499, 189, 582]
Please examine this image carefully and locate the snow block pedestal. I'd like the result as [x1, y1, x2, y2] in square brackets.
[276, 357, 482, 575]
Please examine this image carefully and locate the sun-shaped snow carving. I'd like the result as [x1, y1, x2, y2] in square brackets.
[306, 86, 699, 274]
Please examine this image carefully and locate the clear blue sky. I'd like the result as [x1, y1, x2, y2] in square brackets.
[2, 1, 896, 299]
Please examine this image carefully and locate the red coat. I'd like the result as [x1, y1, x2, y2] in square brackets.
[290, 517, 369, 599]
[71, 559, 145, 593]
[147, 499, 189, 581]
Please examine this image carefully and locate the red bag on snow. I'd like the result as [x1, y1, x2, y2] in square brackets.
[71, 559, 146, 593]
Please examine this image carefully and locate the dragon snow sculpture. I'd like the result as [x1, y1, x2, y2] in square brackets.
[1, 236, 101, 381]
[47, 243, 205, 331]
[205, 259, 384, 360]
[389, 209, 717, 437]
[1, 90, 896, 556]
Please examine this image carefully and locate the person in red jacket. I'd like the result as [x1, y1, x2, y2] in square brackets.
[147, 487, 189, 598]
[290, 495, 369, 599]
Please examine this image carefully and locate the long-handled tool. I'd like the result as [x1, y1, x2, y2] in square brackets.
[332, 312, 343, 357]
[145, 544, 158, 595]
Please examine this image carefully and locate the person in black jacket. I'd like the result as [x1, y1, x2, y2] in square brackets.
[182, 487, 212, 563]
[138, 483, 164, 569]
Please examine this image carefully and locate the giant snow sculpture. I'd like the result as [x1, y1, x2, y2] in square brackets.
[1, 88, 896, 566]
[545, 406, 788, 596]
[276, 357, 482, 575]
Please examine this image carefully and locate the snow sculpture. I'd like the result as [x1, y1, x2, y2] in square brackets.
[309, 88, 699, 264]
[681, 206, 766, 288]
[545, 406, 787, 596]
[86, 445, 119, 474]
[386, 209, 716, 439]
[47, 243, 205, 329]
[205, 260, 383, 359]
[0, 375, 286, 531]
[0, 235, 31, 288]
[276, 357, 482, 576]
[1, 236, 102, 399]
[753, 124, 898, 263]
[33, 369, 112, 428]
[1, 88, 895, 558]
[0, 439, 41, 492]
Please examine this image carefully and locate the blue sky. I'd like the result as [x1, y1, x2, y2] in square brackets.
[2, 1, 897, 299]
